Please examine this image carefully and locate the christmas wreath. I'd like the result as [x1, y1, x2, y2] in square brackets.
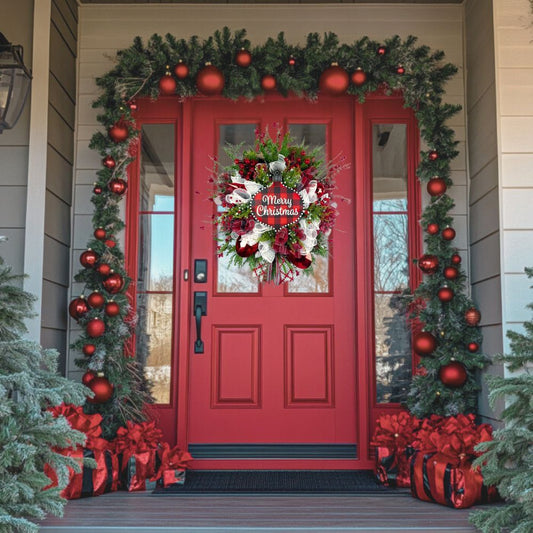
[213, 129, 343, 284]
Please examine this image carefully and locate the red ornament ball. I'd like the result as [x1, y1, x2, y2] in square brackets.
[93, 185, 103, 195]
[80, 249, 99, 268]
[438, 286, 455, 302]
[87, 291, 105, 308]
[428, 150, 439, 161]
[351, 68, 367, 87]
[87, 376, 114, 404]
[105, 239, 116, 248]
[108, 178, 127, 196]
[159, 74, 177, 96]
[442, 227, 456, 241]
[427, 177, 447, 197]
[128, 100, 138, 111]
[427, 223, 440, 235]
[108, 122, 129, 143]
[86, 318, 106, 338]
[439, 362, 467, 388]
[105, 301, 120, 317]
[418, 254, 439, 275]
[319, 63, 350, 96]
[97, 263, 111, 277]
[396, 65, 405, 75]
[465, 307, 481, 327]
[82, 344, 96, 357]
[196, 63, 225, 95]
[287, 251, 312, 270]
[102, 155, 116, 169]
[443, 266, 459, 280]
[377, 45, 387, 56]
[288, 56, 296, 66]
[235, 237, 259, 258]
[103, 273, 124, 294]
[467, 342, 480, 353]
[94, 228, 106, 240]
[261, 74, 277, 92]
[82, 370, 97, 386]
[451, 253, 462, 265]
[174, 61, 189, 79]
[235, 48, 252, 68]
[413, 331, 437, 356]
[69, 297, 89, 319]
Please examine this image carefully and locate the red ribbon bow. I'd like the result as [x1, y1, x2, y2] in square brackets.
[150, 442, 193, 482]
[48, 403, 103, 440]
[112, 420, 163, 469]
[371, 412, 420, 452]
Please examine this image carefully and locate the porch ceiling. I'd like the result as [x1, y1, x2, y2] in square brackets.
[80, 1, 464, 4]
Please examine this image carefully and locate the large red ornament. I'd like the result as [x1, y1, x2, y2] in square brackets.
[69, 297, 89, 319]
[427, 177, 447, 197]
[108, 121, 129, 143]
[418, 254, 439, 275]
[319, 63, 349, 96]
[351, 68, 367, 87]
[94, 228, 106, 240]
[196, 63, 224, 95]
[80, 249, 99, 268]
[443, 266, 459, 280]
[438, 286, 454, 302]
[87, 291, 105, 308]
[97, 263, 111, 277]
[87, 318, 106, 338]
[82, 370, 97, 386]
[287, 251, 312, 270]
[261, 74, 277, 92]
[442, 227, 456, 241]
[428, 150, 439, 161]
[87, 376, 114, 404]
[427, 223, 440, 235]
[235, 237, 259, 258]
[465, 308, 481, 327]
[451, 253, 462, 265]
[82, 344, 96, 357]
[102, 155, 116, 169]
[439, 362, 467, 388]
[174, 60, 189, 79]
[103, 273, 124, 294]
[235, 48, 252, 67]
[105, 301, 120, 317]
[467, 342, 480, 353]
[413, 331, 437, 356]
[108, 178, 127, 196]
[159, 73, 177, 96]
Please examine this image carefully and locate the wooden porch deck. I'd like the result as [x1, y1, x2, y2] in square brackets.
[40, 491, 486, 532]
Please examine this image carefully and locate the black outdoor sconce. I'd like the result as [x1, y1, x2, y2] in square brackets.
[0, 32, 32, 133]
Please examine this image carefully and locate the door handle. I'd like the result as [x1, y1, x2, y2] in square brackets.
[193, 291, 207, 354]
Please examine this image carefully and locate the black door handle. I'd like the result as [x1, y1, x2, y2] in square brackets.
[194, 292, 207, 354]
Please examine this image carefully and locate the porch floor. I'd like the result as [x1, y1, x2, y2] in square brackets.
[40, 491, 487, 532]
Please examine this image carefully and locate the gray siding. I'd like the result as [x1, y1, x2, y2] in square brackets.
[465, 0, 502, 422]
[0, 0, 34, 277]
[41, 0, 78, 373]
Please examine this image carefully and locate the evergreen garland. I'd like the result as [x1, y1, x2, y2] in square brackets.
[79, 27, 484, 434]
[0, 246, 88, 533]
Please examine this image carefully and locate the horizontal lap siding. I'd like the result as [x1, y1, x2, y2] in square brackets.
[42, 0, 78, 373]
[70, 3, 467, 379]
[494, 0, 533, 360]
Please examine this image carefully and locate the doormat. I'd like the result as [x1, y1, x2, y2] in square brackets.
[152, 470, 396, 495]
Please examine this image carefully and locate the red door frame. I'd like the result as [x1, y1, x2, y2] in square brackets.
[126, 93, 420, 467]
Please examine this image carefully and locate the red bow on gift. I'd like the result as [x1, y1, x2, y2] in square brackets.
[48, 403, 103, 440]
[150, 443, 193, 482]
[371, 412, 420, 451]
[112, 420, 163, 468]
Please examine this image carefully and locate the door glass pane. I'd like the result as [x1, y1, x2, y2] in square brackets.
[136, 293, 173, 404]
[138, 214, 174, 292]
[287, 123, 329, 293]
[140, 124, 175, 211]
[217, 124, 259, 293]
[372, 124, 407, 212]
[375, 293, 412, 403]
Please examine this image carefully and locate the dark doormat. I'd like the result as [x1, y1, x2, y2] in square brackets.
[152, 470, 397, 495]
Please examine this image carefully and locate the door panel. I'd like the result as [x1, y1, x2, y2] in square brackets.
[186, 98, 358, 468]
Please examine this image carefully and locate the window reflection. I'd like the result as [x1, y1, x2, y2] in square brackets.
[372, 123, 411, 404]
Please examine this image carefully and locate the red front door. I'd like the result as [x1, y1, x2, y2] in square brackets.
[184, 98, 359, 469]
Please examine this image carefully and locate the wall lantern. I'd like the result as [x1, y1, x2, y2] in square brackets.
[0, 32, 32, 134]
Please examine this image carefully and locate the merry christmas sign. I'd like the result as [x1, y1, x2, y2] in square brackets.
[251, 182, 304, 230]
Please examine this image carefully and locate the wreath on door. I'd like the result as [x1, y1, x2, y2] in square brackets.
[213, 129, 345, 284]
